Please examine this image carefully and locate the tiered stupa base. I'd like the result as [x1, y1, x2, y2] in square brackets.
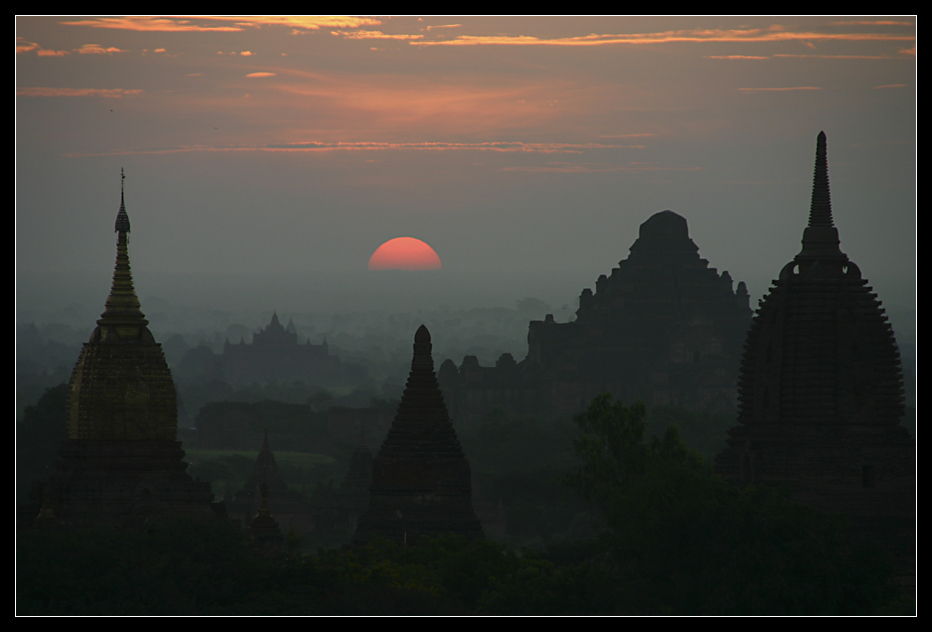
[37, 439, 220, 529]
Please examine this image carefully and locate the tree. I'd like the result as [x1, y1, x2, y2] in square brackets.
[17, 383, 68, 498]
[564, 393, 900, 615]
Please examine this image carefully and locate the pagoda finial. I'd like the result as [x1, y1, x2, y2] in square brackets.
[795, 132, 846, 263]
[97, 171, 147, 331]
[413, 324, 432, 369]
[115, 168, 131, 234]
[808, 132, 833, 228]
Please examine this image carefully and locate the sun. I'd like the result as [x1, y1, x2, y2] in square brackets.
[368, 237, 442, 271]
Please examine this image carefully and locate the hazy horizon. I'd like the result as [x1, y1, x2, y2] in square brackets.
[17, 16, 916, 345]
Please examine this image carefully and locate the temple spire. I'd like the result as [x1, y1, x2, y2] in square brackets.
[808, 131, 834, 228]
[796, 132, 845, 262]
[97, 170, 147, 330]
[115, 168, 130, 234]
[353, 324, 482, 545]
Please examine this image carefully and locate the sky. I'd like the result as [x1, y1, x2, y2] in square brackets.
[15, 16, 916, 328]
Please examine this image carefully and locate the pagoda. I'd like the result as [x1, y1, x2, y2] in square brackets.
[33, 172, 220, 528]
[226, 432, 313, 534]
[715, 134, 914, 557]
[354, 325, 483, 545]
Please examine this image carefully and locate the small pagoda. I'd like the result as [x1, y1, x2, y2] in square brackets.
[353, 325, 483, 545]
[226, 432, 314, 534]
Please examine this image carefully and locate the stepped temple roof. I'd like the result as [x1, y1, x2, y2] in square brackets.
[571, 209, 749, 331]
[354, 325, 483, 544]
[440, 208, 752, 423]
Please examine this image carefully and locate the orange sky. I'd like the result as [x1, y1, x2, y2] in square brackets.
[16, 16, 916, 314]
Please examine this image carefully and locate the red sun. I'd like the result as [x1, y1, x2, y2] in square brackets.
[368, 237, 442, 271]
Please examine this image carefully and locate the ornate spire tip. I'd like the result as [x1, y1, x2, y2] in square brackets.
[115, 169, 131, 234]
[807, 131, 833, 228]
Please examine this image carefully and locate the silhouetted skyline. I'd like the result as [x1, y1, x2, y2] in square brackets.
[16, 16, 915, 319]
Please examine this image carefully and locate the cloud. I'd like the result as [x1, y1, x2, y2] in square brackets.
[62, 140, 645, 158]
[16, 38, 39, 53]
[60, 16, 381, 33]
[17, 38, 69, 56]
[17, 87, 143, 98]
[706, 55, 769, 60]
[260, 68, 616, 137]
[873, 84, 907, 89]
[209, 16, 382, 30]
[502, 162, 699, 173]
[76, 44, 126, 55]
[246, 72, 276, 78]
[240, 51, 254, 56]
[830, 20, 914, 26]
[599, 133, 655, 138]
[61, 17, 243, 32]
[333, 30, 424, 41]
[407, 25, 914, 47]
[772, 53, 897, 60]
[737, 86, 822, 92]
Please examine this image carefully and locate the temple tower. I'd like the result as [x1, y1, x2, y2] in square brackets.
[716, 134, 914, 557]
[67, 176, 176, 441]
[441, 209, 752, 424]
[35, 172, 219, 528]
[226, 432, 313, 534]
[354, 325, 483, 544]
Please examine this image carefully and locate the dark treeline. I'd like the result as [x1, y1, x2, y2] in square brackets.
[17, 389, 911, 615]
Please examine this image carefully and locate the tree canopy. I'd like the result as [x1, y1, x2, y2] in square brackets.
[564, 393, 902, 615]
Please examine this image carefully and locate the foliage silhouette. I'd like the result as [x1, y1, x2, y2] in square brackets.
[563, 393, 900, 615]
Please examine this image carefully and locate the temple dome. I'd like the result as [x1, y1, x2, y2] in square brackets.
[638, 209, 689, 241]
[627, 210, 700, 265]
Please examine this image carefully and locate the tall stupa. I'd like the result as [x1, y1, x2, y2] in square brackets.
[353, 325, 483, 545]
[33, 172, 219, 528]
[715, 134, 914, 558]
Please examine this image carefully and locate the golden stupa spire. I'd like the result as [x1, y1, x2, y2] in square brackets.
[95, 169, 150, 337]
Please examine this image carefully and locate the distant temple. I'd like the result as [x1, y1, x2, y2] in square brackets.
[440, 210, 752, 423]
[715, 134, 914, 571]
[220, 312, 340, 385]
[354, 326, 483, 545]
[311, 433, 375, 544]
[225, 432, 314, 535]
[28, 173, 221, 528]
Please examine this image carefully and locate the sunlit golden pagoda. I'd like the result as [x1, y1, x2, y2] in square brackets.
[67, 173, 177, 441]
[32, 172, 220, 528]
